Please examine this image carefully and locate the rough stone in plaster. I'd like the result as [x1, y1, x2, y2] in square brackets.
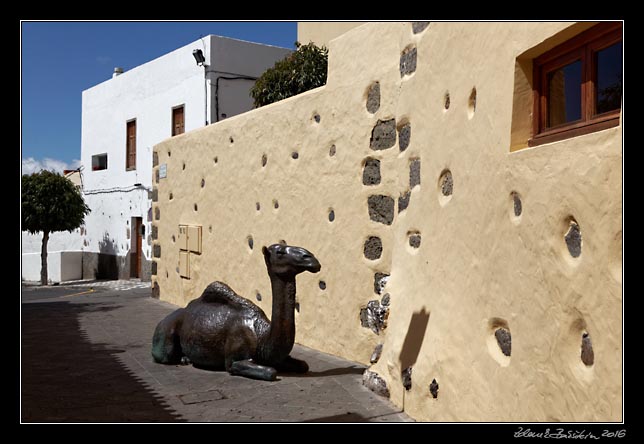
[565, 221, 582, 258]
[374, 272, 390, 295]
[409, 233, 421, 248]
[512, 192, 522, 217]
[153, 151, 159, 167]
[380, 293, 390, 306]
[370, 119, 397, 150]
[319, 280, 327, 290]
[398, 123, 411, 152]
[360, 300, 389, 334]
[366, 82, 380, 114]
[368, 195, 395, 225]
[151, 260, 157, 276]
[410, 158, 421, 188]
[495, 327, 512, 357]
[328, 209, 335, 222]
[126, 228, 130, 240]
[152, 281, 160, 299]
[401, 366, 412, 390]
[262, 154, 267, 167]
[412, 22, 430, 34]
[153, 244, 161, 258]
[429, 379, 439, 398]
[364, 236, 383, 260]
[363, 370, 390, 398]
[151, 224, 158, 240]
[363, 158, 381, 186]
[152, 188, 158, 202]
[155, 207, 161, 220]
[440, 170, 453, 196]
[329, 144, 336, 157]
[370, 343, 384, 364]
[581, 332, 594, 366]
[400, 47, 417, 77]
[248, 236, 254, 250]
[398, 191, 411, 213]
[155, 169, 159, 184]
[444, 92, 451, 110]
[256, 292, 262, 301]
[291, 151, 299, 159]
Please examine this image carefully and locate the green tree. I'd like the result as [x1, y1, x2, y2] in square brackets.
[250, 42, 328, 107]
[22, 170, 91, 285]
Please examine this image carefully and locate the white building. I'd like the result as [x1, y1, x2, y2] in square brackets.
[22, 35, 291, 283]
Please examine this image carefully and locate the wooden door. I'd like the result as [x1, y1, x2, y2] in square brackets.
[126, 120, 136, 170]
[172, 106, 185, 136]
[131, 217, 142, 278]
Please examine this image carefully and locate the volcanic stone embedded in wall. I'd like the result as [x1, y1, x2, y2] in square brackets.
[370, 343, 384, 364]
[153, 244, 161, 258]
[374, 272, 390, 295]
[429, 379, 439, 398]
[512, 192, 522, 217]
[319, 280, 327, 290]
[328, 209, 335, 222]
[155, 207, 161, 220]
[410, 158, 421, 188]
[412, 22, 430, 33]
[440, 170, 453, 196]
[363, 158, 381, 185]
[153, 151, 159, 167]
[151, 188, 158, 202]
[370, 119, 397, 150]
[409, 232, 421, 248]
[398, 190, 411, 213]
[151, 260, 157, 276]
[581, 332, 594, 366]
[495, 327, 511, 356]
[360, 299, 389, 334]
[155, 169, 159, 184]
[363, 370, 390, 398]
[368, 195, 395, 225]
[565, 220, 582, 258]
[366, 82, 380, 114]
[152, 281, 160, 299]
[398, 123, 411, 152]
[364, 236, 383, 260]
[151, 224, 158, 240]
[400, 46, 417, 77]
[401, 367, 412, 391]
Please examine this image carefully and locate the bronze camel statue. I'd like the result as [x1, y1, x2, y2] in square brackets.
[151, 243, 321, 381]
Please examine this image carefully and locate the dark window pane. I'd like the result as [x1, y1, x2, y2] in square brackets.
[596, 42, 622, 115]
[547, 60, 582, 128]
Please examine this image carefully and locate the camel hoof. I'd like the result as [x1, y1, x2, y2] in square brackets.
[180, 356, 191, 366]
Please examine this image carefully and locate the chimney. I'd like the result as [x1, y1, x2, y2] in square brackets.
[113, 67, 124, 78]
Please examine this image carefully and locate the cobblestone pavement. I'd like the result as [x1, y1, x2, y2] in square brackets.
[21, 284, 413, 423]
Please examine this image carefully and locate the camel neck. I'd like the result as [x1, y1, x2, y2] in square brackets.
[260, 273, 297, 364]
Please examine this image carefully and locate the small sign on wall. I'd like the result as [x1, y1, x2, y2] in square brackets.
[159, 163, 167, 179]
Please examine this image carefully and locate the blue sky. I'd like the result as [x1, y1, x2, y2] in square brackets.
[21, 21, 298, 173]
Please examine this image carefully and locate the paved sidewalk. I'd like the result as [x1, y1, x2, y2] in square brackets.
[21, 284, 413, 423]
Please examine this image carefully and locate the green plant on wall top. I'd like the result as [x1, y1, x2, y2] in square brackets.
[250, 42, 329, 108]
[22, 170, 91, 285]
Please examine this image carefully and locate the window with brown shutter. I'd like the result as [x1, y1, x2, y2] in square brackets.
[126, 119, 137, 170]
[530, 22, 622, 147]
[172, 105, 185, 136]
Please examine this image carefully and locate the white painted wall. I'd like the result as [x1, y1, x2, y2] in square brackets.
[22, 36, 291, 282]
[22, 251, 83, 283]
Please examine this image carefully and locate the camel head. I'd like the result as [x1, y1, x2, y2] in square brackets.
[262, 244, 321, 277]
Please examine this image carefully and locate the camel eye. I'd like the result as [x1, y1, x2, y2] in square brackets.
[276, 250, 286, 256]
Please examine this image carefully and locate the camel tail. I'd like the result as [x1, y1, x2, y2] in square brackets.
[151, 308, 185, 364]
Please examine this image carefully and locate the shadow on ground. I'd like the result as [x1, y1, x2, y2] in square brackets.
[21, 300, 184, 422]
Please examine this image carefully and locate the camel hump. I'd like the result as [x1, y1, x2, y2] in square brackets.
[199, 281, 256, 309]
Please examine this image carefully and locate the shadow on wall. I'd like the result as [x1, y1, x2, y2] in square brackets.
[96, 232, 119, 280]
[399, 307, 430, 374]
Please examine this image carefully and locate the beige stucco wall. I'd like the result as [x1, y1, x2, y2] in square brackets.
[151, 22, 622, 422]
[297, 22, 366, 47]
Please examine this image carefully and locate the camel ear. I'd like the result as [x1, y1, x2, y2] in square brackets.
[262, 246, 270, 264]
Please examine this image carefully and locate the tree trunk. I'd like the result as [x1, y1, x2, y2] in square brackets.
[40, 231, 49, 286]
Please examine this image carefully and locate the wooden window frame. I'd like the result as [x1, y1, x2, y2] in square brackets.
[172, 105, 185, 137]
[530, 22, 622, 147]
[126, 119, 137, 171]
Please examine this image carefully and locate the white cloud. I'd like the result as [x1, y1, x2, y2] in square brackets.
[22, 157, 81, 175]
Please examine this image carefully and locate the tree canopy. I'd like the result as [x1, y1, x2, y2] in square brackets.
[250, 42, 329, 108]
[22, 170, 90, 235]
